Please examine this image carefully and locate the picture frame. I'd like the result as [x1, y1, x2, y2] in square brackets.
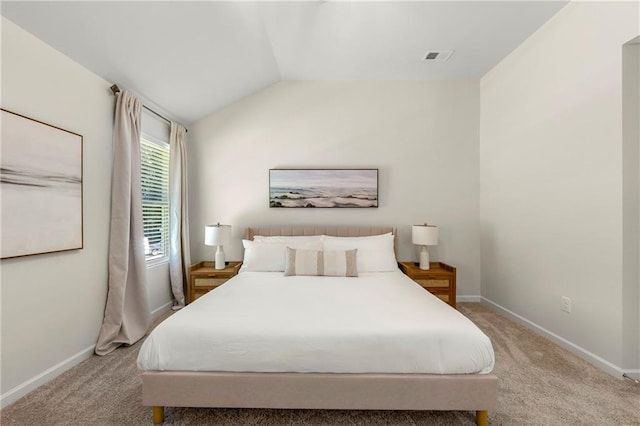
[269, 169, 378, 208]
[1, 108, 83, 259]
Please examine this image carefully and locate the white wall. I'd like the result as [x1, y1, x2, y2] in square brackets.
[480, 1, 639, 375]
[0, 17, 174, 406]
[188, 80, 482, 297]
[1, 17, 112, 405]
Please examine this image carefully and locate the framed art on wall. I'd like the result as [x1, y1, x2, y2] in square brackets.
[1, 108, 83, 259]
[269, 169, 378, 208]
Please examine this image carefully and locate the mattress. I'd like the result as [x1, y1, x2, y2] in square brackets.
[137, 270, 495, 375]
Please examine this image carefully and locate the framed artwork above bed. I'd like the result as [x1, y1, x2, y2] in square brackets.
[269, 169, 378, 208]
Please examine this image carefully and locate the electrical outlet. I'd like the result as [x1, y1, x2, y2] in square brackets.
[561, 296, 571, 313]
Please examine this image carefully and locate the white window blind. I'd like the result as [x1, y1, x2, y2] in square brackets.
[141, 136, 170, 263]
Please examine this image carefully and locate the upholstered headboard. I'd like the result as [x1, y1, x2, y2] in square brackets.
[244, 226, 397, 254]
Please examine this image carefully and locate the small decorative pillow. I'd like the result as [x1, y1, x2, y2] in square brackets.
[284, 247, 358, 277]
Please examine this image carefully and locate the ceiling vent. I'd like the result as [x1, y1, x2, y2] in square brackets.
[424, 50, 454, 61]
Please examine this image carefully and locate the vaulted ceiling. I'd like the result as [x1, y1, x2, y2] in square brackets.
[1, 1, 568, 124]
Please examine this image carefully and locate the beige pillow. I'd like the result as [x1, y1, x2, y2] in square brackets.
[284, 247, 358, 277]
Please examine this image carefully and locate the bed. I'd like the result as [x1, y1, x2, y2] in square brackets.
[138, 226, 497, 425]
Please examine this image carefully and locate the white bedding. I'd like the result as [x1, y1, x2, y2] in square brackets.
[137, 270, 495, 374]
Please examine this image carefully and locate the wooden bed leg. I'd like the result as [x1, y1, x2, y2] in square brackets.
[476, 410, 488, 426]
[152, 406, 164, 424]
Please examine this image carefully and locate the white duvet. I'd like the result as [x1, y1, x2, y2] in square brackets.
[137, 270, 495, 374]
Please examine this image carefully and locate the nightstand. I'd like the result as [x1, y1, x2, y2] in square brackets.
[187, 261, 242, 304]
[398, 261, 457, 308]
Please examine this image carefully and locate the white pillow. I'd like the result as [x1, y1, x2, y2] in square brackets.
[253, 235, 323, 244]
[322, 233, 397, 272]
[241, 240, 286, 272]
[241, 239, 323, 272]
[284, 247, 358, 277]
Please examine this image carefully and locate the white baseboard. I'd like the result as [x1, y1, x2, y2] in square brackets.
[457, 295, 481, 303]
[151, 299, 175, 319]
[481, 297, 627, 379]
[1, 301, 175, 409]
[0, 344, 95, 409]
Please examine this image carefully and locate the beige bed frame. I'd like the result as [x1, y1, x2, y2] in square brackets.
[142, 226, 497, 425]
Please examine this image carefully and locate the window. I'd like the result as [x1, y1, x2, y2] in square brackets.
[141, 135, 170, 263]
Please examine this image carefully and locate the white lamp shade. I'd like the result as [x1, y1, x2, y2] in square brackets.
[204, 224, 231, 246]
[412, 225, 438, 246]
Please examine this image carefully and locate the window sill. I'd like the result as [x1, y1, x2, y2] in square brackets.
[146, 256, 169, 269]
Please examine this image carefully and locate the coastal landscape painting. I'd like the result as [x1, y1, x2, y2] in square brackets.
[1, 109, 83, 259]
[269, 169, 378, 208]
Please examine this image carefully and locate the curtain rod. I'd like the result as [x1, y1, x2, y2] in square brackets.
[110, 84, 187, 132]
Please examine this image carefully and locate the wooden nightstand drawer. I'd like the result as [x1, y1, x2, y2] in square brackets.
[192, 290, 209, 301]
[415, 279, 449, 288]
[188, 261, 242, 304]
[192, 287, 224, 301]
[194, 277, 228, 287]
[434, 293, 450, 302]
[398, 261, 457, 309]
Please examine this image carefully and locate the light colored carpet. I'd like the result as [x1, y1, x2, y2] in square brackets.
[1, 303, 638, 425]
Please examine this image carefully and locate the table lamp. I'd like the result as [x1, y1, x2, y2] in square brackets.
[412, 224, 438, 270]
[204, 223, 231, 270]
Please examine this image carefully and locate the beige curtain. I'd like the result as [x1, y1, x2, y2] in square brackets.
[95, 90, 151, 356]
[168, 122, 190, 308]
